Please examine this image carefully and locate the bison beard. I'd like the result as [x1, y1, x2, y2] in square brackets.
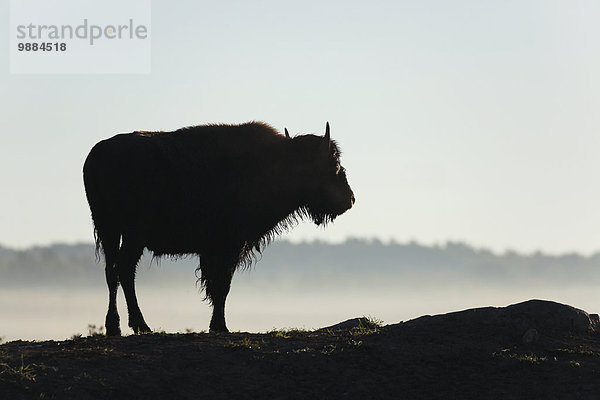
[83, 121, 354, 335]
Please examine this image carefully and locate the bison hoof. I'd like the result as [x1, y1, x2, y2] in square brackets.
[209, 327, 229, 334]
[105, 314, 121, 336]
[209, 324, 229, 334]
[131, 323, 152, 334]
[105, 325, 122, 336]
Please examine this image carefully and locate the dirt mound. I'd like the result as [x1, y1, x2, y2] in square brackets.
[398, 299, 600, 342]
[2, 299, 600, 399]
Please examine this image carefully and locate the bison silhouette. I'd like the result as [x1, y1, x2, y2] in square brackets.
[83, 121, 354, 335]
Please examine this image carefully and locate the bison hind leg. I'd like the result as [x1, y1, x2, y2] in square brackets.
[98, 229, 122, 336]
[105, 261, 121, 336]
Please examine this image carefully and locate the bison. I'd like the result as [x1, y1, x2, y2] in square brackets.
[83, 121, 354, 335]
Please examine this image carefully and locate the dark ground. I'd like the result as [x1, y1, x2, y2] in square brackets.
[2, 299, 600, 399]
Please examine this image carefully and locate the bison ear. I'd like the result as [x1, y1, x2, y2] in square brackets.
[284, 128, 290, 139]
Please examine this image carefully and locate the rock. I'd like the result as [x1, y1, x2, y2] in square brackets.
[522, 328, 539, 344]
[398, 299, 599, 340]
[502, 299, 599, 334]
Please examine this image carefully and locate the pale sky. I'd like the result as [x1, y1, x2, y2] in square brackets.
[1, 1, 600, 254]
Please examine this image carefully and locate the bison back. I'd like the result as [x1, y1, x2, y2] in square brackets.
[83, 123, 288, 256]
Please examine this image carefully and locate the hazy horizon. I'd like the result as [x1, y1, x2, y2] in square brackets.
[2, 239, 599, 342]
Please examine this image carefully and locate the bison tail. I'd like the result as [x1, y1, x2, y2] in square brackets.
[89, 213, 121, 263]
[83, 153, 121, 263]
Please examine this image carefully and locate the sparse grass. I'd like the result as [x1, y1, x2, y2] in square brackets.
[348, 317, 383, 337]
[225, 336, 263, 350]
[517, 353, 548, 364]
[176, 328, 205, 334]
[87, 324, 105, 337]
[493, 349, 548, 364]
[291, 346, 313, 354]
[364, 316, 384, 328]
[267, 327, 310, 339]
[553, 347, 596, 357]
[70, 323, 105, 340]
[0, 353, 43, 388]
[319, 343, 337, 354]
[267, 317, 383, 340]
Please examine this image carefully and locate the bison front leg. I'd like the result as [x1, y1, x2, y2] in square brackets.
[210, 295, 229, 333]
[201, 256, 236, 333]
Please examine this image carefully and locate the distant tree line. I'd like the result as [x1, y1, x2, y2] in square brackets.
[1, 239, 599, 288]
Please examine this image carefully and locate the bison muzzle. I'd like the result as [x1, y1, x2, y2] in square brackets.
[83, 121, 354, 335]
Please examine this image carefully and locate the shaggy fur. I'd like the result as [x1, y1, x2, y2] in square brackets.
[83, 121, 354, 334]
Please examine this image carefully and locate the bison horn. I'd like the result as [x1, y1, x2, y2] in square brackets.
[284, 128, 290, 139]
[323, 122, 331, 151]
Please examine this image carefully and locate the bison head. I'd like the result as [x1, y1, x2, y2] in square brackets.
[300, 122, 355, 226]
